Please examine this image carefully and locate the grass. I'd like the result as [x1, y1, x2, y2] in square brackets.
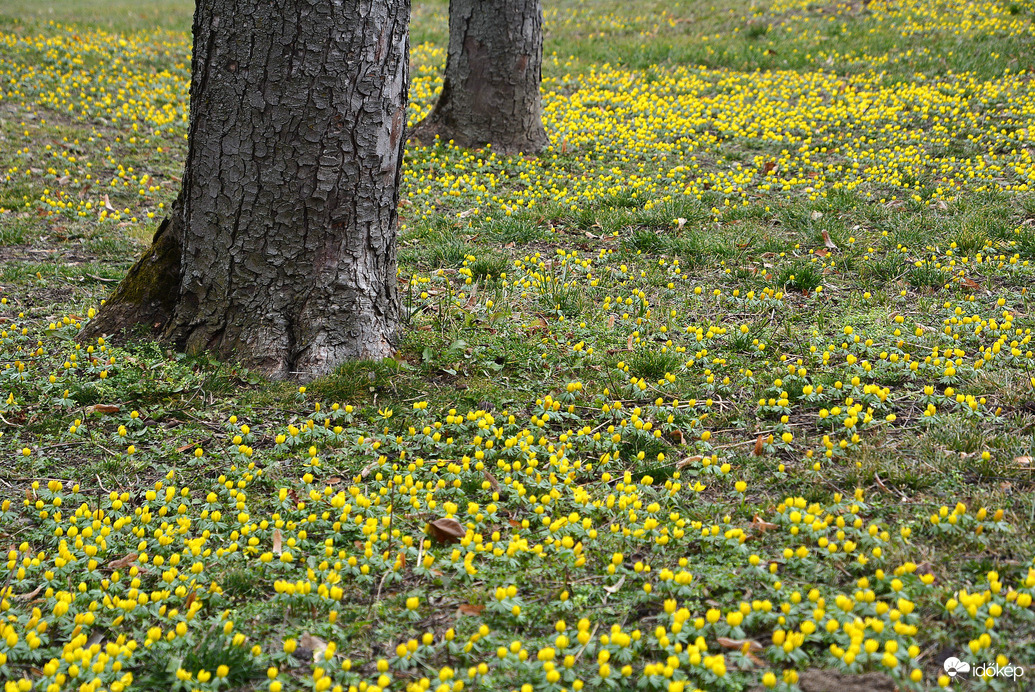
[2, 1, 1035, 691]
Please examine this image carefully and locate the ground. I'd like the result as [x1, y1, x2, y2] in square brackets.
[1, 1, 1035, 691]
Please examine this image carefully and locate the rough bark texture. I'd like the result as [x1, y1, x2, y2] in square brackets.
[411, 0, 548, 154]
[80, 0, 409, 379]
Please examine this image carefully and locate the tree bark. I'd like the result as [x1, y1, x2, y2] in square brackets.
[411, 0, 549, 155]
[80, 0, 409, 379]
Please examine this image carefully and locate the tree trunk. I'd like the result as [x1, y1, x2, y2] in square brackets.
[80, 0, 409, 379]
[411, 0, 548, 155]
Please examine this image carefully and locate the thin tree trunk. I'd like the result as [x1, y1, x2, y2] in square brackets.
[412, 0, 548, 155]
[80, 0, 409, 379]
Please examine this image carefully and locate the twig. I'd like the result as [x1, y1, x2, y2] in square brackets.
[95, 474, 111, 495]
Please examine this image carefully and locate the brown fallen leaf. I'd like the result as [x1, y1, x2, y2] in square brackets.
[762, 160, 777, 175]
[185, 591, 196, 609]
[457, 603, 485, 616]
[299, 633, 328, 663]
[753, 435, 764, 457]
[272, 529, 283, 555]
[107, 553, 139, 571]
[15, 584, 44, 601]
[676, 455, 703, 470]
[750, 515, 778, 532]
[1016, 456, 1033, 468]
[607, 314, 616, 329]
[960, 277, 980, 291]
[815, 248, 829, 257]
[175, 442, 196, 453]
[821, 229, 838, 250]
[483, 470, 501, 493]
[103, 194, 117, 212]
[85, 404, 120, 415]
[717, 637, 764, 653]
[745, 652, 767, 667]
[626, 333, 635, 350]
[427, 517, 466, 544]
[669, 429, 685, 445]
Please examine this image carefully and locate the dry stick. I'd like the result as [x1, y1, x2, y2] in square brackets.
[571, 622, 601, 666]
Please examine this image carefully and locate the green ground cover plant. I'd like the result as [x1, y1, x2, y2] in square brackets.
[1, 0, 1035, 690]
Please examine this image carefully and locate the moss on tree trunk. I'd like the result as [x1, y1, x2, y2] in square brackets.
[78, 0, 409, 379]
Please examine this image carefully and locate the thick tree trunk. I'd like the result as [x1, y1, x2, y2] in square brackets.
[80, 0, 409, 379]
[412, 0, 548, 155]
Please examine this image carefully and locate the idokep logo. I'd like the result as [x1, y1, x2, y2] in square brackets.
[943, 657, 970, 678]
[944, 655, 1025, 682]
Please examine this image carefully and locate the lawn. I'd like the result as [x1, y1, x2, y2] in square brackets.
[2, 0, 1035, 691]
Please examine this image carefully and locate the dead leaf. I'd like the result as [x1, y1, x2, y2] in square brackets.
[175, 443, 196, 453]
[745, 652, 767, 667]
[457, 207, 479, 219]
[810, 210, 824, 221]
[85, 404, 120, 415]
[457, 603, 485, 616]
[676, 455, 703, 470]
[607, 314, 616, 329]
[102, 194, 116, 212]
[360, 460, 381, 479]
[483, 470, 501, 493]
[626, 333, 635, 350]
[762, 160, 777, 175]
[717, 637, 764, 653]
[185, 591, 196, 609]
[603, 575, 626, 594]
[669, 429, 685, 445]
[753, 435, 764, 457]
[750, 515, 778, 532]
[272, 529, 283, 555]
[675, 217, 687, 231]
[427, 517, 466, 544]
[107, 553, 139, 571]
[1015, 456, 1033, 468]
[15, 584, 44, 601]
[821, 230, 838, 250]
[960, 277, 980, 291]
[815, 248, 829, 257]
[299, 633, 328, 663]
